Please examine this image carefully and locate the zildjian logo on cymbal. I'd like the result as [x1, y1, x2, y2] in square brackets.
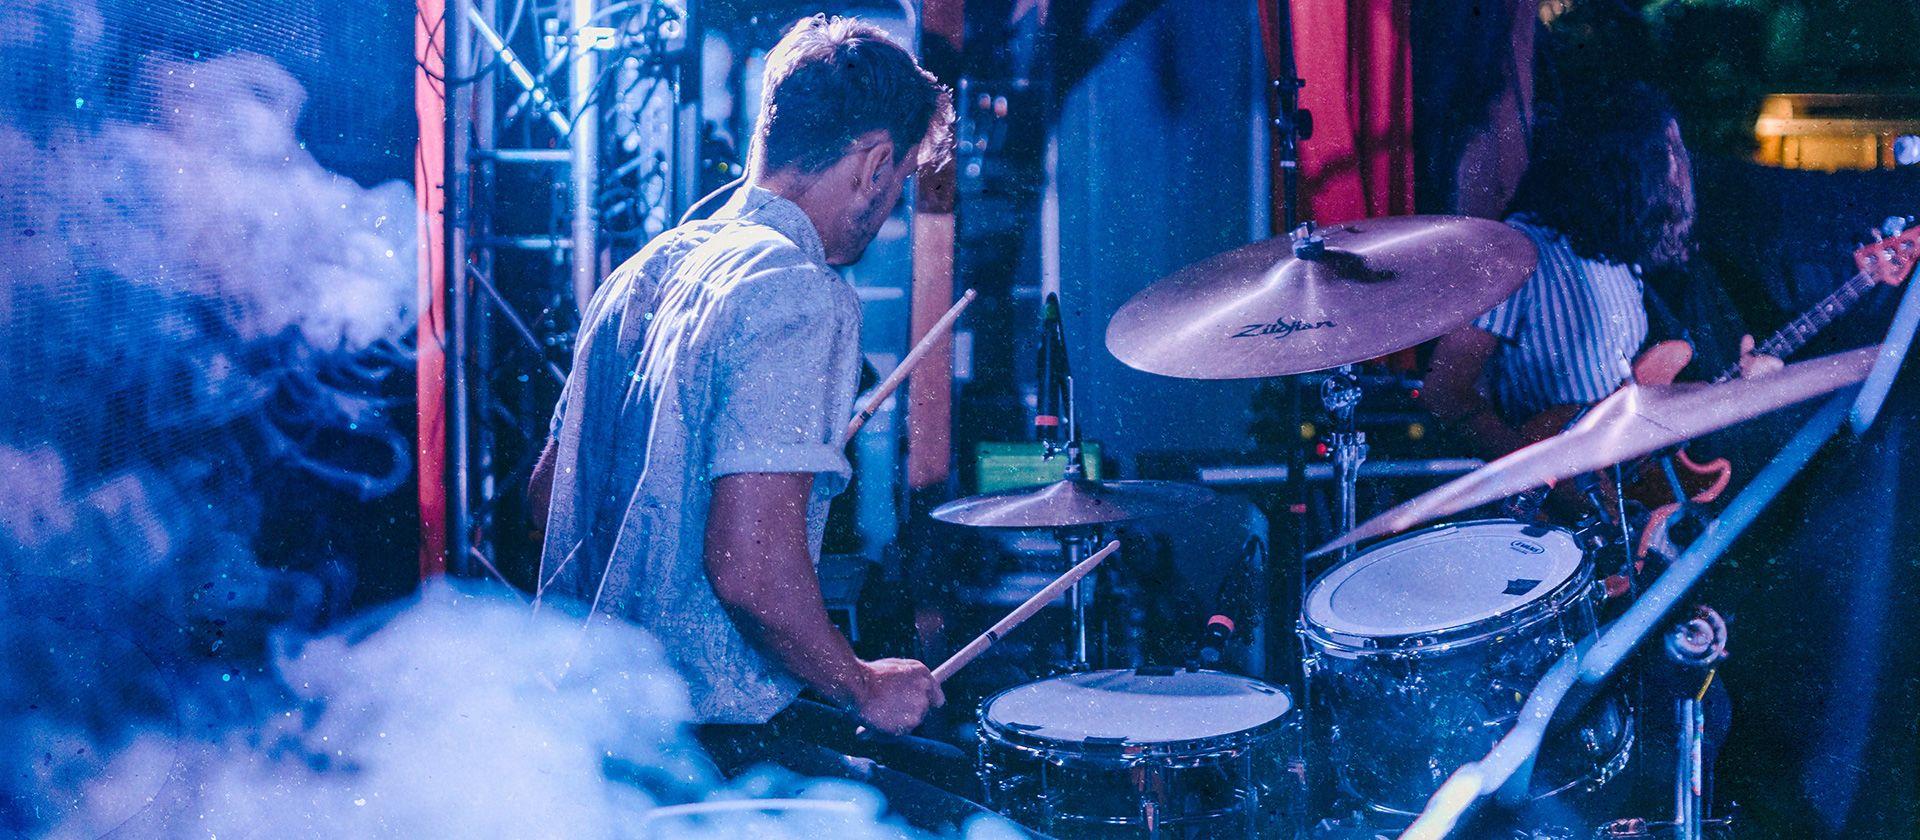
[1231, 316, 1335, 339]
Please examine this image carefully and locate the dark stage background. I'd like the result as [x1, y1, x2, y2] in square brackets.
[1689, 160, 1920, 837]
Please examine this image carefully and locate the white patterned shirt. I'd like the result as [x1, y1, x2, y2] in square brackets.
[1475, 215, 1648, 421]
[539, 187, 862, 722]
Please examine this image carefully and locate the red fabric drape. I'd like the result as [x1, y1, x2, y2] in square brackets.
[1286, 0, 1415, 224]
[415, 0, 448, 578]
[1258, 0, 1415, 367]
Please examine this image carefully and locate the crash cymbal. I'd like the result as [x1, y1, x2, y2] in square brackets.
[1106, 216, 1537, 379]
[1311, 346, 1879, 556]
[931, 478, 1215, 529]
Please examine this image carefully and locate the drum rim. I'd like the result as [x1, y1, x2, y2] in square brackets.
[976, 668, 1293, 758]
[1299, 518, 1593, 654]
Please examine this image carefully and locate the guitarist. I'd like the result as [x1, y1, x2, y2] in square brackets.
[1423, 84, 1780, 461]
[1422, 86, 1779, 820]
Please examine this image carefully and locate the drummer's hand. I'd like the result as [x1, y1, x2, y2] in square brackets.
[853, 658, 944, 735]
[1738, 334, 1783, 378]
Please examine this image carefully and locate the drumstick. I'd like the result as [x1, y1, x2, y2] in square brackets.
[838, 289, 977, 447]
[931, 539, 1120, 684]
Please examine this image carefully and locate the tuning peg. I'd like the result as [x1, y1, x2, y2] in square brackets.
[1882, 216, 1909, 237]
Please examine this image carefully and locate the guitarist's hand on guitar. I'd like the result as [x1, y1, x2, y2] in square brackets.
[1737, 334, 1783, 379]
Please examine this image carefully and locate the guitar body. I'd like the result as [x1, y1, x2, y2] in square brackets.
[1620, 340, 1733, 511]
[1517, 340, 1731, 554]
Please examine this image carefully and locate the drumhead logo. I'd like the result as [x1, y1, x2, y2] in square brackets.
[1509, 540, 1545, 555]
[1231, 316, 1335, 340]
[1503, 578, 1543, 596]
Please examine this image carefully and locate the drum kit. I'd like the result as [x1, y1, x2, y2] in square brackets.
[923, 217, 1875, 838]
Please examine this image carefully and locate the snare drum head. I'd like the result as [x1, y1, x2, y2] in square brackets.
[982, 669, 1291, 748]
[1306, 520, 1584, 640]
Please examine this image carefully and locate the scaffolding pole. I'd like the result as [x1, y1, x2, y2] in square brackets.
[568, 0, 599, 313]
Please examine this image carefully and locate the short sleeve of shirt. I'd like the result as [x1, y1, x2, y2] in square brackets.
[1474, 219, 1547, 341]
[1473, 286, 1525, 341]
[707, 272, 854, 490]
[546, 383, 571, 442]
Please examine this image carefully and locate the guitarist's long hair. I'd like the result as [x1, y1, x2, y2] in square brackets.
[1507, 82, 1696, 270]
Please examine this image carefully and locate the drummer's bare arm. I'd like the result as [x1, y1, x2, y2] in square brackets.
[1422, 325, 1531, 459]
[705, 472, 944, 734]
[528, 437, 557, 529]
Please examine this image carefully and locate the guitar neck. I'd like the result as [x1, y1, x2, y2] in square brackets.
[1710, 270, 1877, 383]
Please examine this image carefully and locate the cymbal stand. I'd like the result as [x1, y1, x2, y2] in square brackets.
[1060, 377, 1082, 477]
[1057, 377, 1095, 670]
[1321, 365, 1367, 560]
[1056, 527, 1100, 671]
[1596, 609, 1735, 840]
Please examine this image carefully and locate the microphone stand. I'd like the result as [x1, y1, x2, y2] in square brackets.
[1036, 294, 1097, 670]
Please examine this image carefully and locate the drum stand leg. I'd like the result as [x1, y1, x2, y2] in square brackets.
[1667, 609, 1726, 840]
[1242, 749, 1259, 840]
[1674, 695, 1703, 840]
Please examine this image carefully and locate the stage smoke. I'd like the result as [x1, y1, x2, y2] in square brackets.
[0, 3, 421, 827]
[44, 585, 996, 839]
[0, 5, 1005, 838]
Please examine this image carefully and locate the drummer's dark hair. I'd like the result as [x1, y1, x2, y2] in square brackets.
[1506, 83, 1694, 269]
[752, 15, 954, 175]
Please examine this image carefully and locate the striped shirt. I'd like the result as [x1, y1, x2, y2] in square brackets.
[1475, 215, 1648, 421]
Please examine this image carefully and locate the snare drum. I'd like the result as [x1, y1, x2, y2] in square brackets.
[978, 668, 1296, 838]
[1301, 520, 1632, 817]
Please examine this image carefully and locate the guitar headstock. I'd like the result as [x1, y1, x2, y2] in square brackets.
[1855, 215, 1920, 287]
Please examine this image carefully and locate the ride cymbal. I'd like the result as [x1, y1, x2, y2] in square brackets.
[1106, 216, 1537, 379]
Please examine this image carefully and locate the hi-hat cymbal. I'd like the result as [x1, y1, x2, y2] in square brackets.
[1106, 216, 1537, 379]
[931, 479, 1215, 529]
[1311, 346, 1879, 556]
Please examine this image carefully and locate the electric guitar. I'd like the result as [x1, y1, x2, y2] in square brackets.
[1520, 216, 1920, 557]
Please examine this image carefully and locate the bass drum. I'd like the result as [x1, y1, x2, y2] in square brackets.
[978, 668, 1298, 839]
[1301, 519, 1632, 819]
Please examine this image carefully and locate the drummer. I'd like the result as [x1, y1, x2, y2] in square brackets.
[526, 15, 986, 827]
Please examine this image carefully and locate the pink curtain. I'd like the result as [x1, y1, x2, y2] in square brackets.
[1288, 0, 1416, 224]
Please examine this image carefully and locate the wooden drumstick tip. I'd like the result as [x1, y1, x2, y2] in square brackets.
[838, 289, 977, 447]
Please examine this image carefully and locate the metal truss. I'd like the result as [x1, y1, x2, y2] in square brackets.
[443, 0, 703, 583]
